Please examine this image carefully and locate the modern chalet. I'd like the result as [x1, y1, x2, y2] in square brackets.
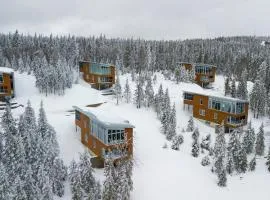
[0, 67, 15, 101]
[183, 91, 249, 132]
[79, 61, 115, 90]
[179, 62, 216, 87]
[73, 104, 134, 166]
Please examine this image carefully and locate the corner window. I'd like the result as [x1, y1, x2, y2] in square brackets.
[75, 111, 80, 120]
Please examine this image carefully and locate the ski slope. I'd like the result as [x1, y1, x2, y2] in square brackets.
[7, 71, 270, 200]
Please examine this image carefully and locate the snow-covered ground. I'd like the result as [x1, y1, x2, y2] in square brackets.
[8, 71, 270, 200]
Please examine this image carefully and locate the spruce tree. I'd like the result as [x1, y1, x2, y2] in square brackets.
[0, 162, 11, 199]
[238, 143, 248, 173]
[186, 116, 194, 132]
[255, 123, 265, 156]
[224, 77, 231, 96]
[123, 79, 131, 103]
[266, 148, 270, 172]
[236, 69, 248, 100]
[114, 69, 122, 105]
[231, 78, 236, 98]
[167, 103, 176, 140]
[145, 78, 154, 107]
[103, 158, 117, 200]
[249, 157, 256, 171]
[217, 169, 227, 187]
[213, 124, 226, 174]
[227, 130, 241, 173]
[242, 121, 256, 154]
[171, 134, 184, 150]
[191, 128, 200, 157]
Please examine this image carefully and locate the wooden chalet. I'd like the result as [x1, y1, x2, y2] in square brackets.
[179, 62, 216, 87]
[73, 104, 134, 167]
[0, 67, 15, 101]
[183, 91, 249, 132]
[79, 61, 115, 90]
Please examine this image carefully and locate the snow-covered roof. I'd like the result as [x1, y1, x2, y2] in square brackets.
[183, 89, 249, 103]
[0, 67, 14, 74]
[73, 104, 135, 129]
[178, 62, 217, 68]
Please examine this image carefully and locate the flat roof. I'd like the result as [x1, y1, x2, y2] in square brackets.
[183, 90, 249, 103]
[0, 67, 14, 74]
[73, 104, 135, 129]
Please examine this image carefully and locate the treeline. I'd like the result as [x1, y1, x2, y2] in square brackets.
[0, 31, 270, 92]
[0, 102, 67, 199]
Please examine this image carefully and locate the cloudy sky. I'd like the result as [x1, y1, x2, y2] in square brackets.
[1, 0, 269, 40]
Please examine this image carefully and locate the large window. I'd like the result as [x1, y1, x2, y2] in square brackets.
[199, 109, 205, 116]
[195, 65, 213, 74]
[90, 63, 111, 75]
[75, 110, 80, 120]
[0, 74, 3, 83]
[108, 129, 125, 144]
[184, 93, 193, 100]
[209, 97, 245, 114]
[91, 120, 107, 144]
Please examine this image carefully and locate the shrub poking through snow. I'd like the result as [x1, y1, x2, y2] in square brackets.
[201, 156, 211, 166]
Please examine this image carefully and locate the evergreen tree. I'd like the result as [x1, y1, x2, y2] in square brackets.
[224, 77, 231, 96]
[133, 80, 144, 109]
[250, 79, 267, 118]
[161, 88, 171, 136]
[123, 79, 131, 103]
[200, 134, 211, 151]
[249, 156, 256, 171]
[236, 69, 248, 100]
[231, 78, 236, 98]
[145, 77, 154, 107]
[102, 158, 117, 200]
[114, 69, 122, 105]
[191, 128, 200, 157]
[227, 130, 241, 173]
[255, 123, 265, 156]
[266, 148, 270, 172]
[242, 121, 256, 154]
[24, 166, 38, 200]
[213, 124, 226, 174]
[0, 162, 11, 199]
[167, 103, 176, 140]
[217, 169, 227, 187]
[186, 116, 194, 132]
[11, 176, 27, 200]
[201, 156, 211, 166]
[226, 153, 234, 175]
[171, 134, 184, 150]
[238, 143, 248, 173]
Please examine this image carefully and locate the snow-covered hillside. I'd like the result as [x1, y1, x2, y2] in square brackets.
[8, 71, 270, 200]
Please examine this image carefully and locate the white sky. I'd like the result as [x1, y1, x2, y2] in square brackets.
[1, 0, 270, 39]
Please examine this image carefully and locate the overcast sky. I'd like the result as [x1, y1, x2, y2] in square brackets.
[1, 0, 269, 40]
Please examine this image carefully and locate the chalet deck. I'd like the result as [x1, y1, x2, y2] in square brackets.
[73, 104, 134, 166]
[183, 90, 249, 132]
[0, 67, 15, 101]
[179, 62, 216, 87]
[79, 61, 115, 90]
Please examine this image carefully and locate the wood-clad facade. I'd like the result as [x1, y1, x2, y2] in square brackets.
[73, 106, 134, 167]
[0, 68, 15, 101]
[180, 62, 216, 87]
[183, 91, 249, 132]
[79, 61, 115, 90]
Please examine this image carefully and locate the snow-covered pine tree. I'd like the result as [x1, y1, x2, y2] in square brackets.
[217, 169, 227, 187]
[171, 134, 184, 150]
[11, 175, 27, 200]
[226, 152, 234, 175]
[51, 157, 67, 197]
[115, 161, 131, 200]
[255, 123, 265, 156]
[236, 69, 248, 100]
[213, 124, 226, 174]
[191, 128, 200, 157]
[0, 162, 11, 199]
[250, 79, 267, 118]
[227, 130, 241, 173]
[145, 77, 154, 107]
[102, 158, 117, 200]
[231, 78, 236, 98]
[249, 156, 256, 171]
[238, 142, 248, 173]
[161, 88, 171, 136]
[186, 116, 194, 132]
[200, 134, 211, 151]
[224, 77, 231, 96]
[201, 155, 211, 166]
[114, 68, 122, 105]
[78, 151, 96, 194]
[167, 103, 176, 140]
[242, 121, 256, 154]
[133, 79, 144, 109]
[23, 165, 38, 200]
[123, 79, 131, 103]
[68, 160, 83, 200]
[266, 148, 270, 172]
